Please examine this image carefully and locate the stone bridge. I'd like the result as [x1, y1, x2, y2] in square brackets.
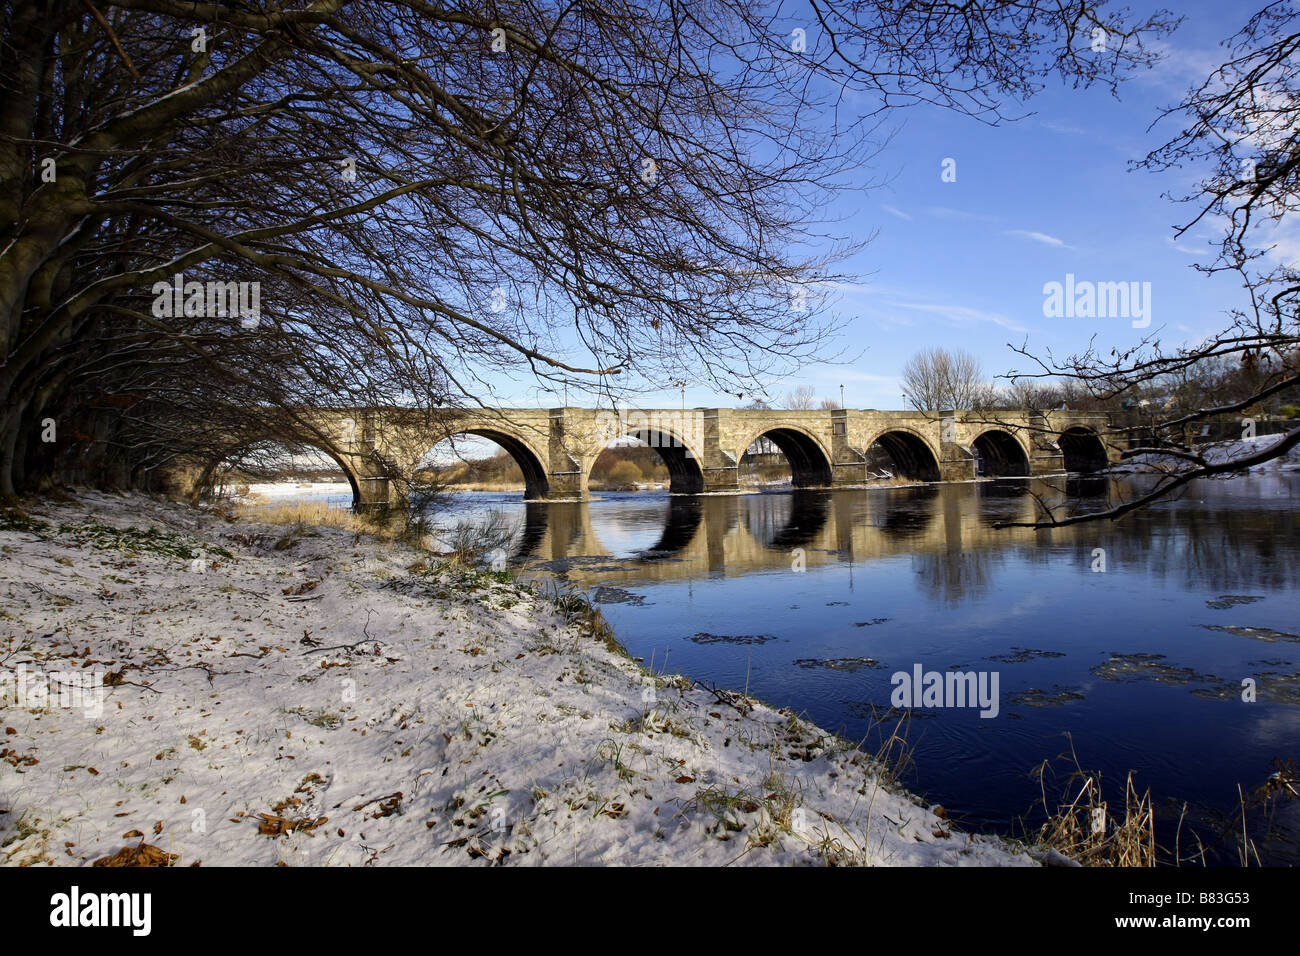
[272, 406, 1118, 510]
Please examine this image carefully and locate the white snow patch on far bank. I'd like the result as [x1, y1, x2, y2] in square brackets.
[242, 481, 355, 499]
[1108, 433, 1300, 475]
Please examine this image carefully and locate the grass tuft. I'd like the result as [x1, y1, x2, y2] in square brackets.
[1027, 736, 1157, 867]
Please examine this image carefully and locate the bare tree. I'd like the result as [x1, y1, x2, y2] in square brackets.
[0, 0, 1177, 500]
[901, 347, 987, 411]
[1004, 3, 1300, 526]
[785, 385, 817, 409]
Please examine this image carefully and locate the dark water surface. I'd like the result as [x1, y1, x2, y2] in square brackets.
[317, 475, 1300, 862]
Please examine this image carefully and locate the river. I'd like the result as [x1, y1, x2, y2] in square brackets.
[301, 473, 1300, 863]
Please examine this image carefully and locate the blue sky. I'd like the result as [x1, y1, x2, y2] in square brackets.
[492, 1, 1274, 412]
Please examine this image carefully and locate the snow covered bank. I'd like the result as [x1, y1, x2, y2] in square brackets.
[0, 492, 1034, 866]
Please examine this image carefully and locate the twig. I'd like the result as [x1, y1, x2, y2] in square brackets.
[80, 0, 141, 80]
[303, 640, 384, 656]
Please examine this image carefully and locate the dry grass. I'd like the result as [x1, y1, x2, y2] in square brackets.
[864, 475, 921, 488]
[1029, 738, 1158, 867]
[1239, 758, 1299, 865]
[1206, 757, 1299, 867]
[238, 499, 357, 526]
[92, 841, 179, 867]
[440, 510, 517, 564]
[867, 710, 917, 788]
[1028, 748, 1298, 868]
[532, 579, 630, 658]
[232, 499, 528, 571]
[234, 500, 400, 540]
[441, 480, 526, 492]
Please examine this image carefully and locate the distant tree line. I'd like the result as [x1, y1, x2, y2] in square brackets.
[901, 347, 1299, 423]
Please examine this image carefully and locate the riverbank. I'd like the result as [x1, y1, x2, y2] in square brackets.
[1, 492, 1038, 866]
[1108, 433, 1300, 475]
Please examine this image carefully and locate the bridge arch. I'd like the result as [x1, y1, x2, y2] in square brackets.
[864, 428, 941, 482]
[592, 425, 706, 495]
[197, 439, 363, 508]
[738, 426, 834, 487]
[972, 429, 1030, 477]
[430, 427, 551, 500]
[1058, 426, 1109, 474]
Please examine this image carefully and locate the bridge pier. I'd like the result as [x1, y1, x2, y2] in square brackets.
[1029, 448, 1066, 475]
[939, 441, 977, 482]
[830, 409, 869, 486]
[830, 463, 869, 486]
[355, 475, 398, 513]
[1021, 412, 1061, 476]
[542, 473, 587, 500]
[702, 464, 740, 494]
[543, 409, 588, 500]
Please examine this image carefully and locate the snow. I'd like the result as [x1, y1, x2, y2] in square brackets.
[1199, 434, 1298, 470]
[242, 481, 354, 499]
[0, 492, 1036, 866]
[1108, 433, 1300, 475]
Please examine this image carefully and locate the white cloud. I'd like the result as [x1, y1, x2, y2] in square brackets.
[1137, 40, 1226, 94]
[1006, 229, 1070, 248]
[881, 204, 913, 221]
[1256, 219, 1300, 270]
[1040, 120, 1088, 136]
[1164, 236, 1206, 256]
[926, 205, 980, 221]
[892, 301, 1030, 333]
[817, 280, 876, 294]
[836, 369, 900, 385]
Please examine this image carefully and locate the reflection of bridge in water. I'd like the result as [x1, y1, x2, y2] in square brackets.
[512, 479, 1114, 588]
[500, 473, 1300, 605]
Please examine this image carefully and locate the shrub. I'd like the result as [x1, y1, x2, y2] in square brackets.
[604, 460, 643, 490]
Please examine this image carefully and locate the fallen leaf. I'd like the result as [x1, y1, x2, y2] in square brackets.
[256, 812, 328, 836]
[93, 842, 178, 867]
